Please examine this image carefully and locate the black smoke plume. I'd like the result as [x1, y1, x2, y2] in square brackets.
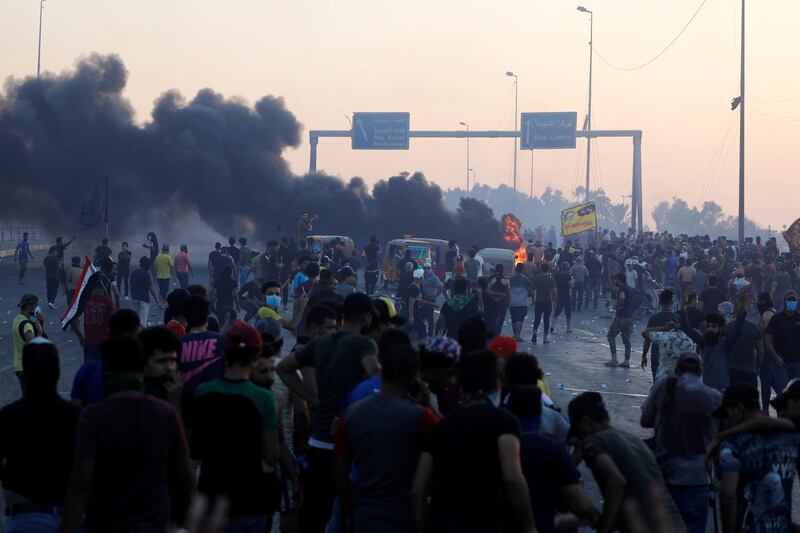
[0, 54, 502, 247]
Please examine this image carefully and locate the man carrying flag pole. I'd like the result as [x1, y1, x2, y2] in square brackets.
[61, 257, 115, 361]
[60, 257, 97, 331]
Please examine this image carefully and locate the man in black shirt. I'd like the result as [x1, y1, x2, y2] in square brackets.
[0, 339, 79, 531]
[130, 257, 160, 326]
[585, 250, 604, 309]
[699, 275, 727, 315]
[362, 235, 381, 296]
[412, 351, 537, 533]
[226, 236, 241, 266]
[606, 273, 636, 368]
[444, 240, 459, 278]
[43, 246, 61, 309]
[207, 242, 222, 284]
[436, 278, 483, 339]
[277, 293, 379, 533]
[766, 291, 800, 380]
[641, 289, 680, 378]
[117, 241, 132, 300]
[94, 238, 112, 265]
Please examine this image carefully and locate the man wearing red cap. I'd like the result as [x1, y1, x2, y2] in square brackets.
[191, 320, 280, 532]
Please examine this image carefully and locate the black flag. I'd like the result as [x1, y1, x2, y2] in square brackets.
[79, 176, 109, 229]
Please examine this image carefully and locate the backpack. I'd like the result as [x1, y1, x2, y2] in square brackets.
[18, 318, 46, 340]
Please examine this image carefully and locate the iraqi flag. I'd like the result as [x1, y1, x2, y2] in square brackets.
[61, 257, 99, 331]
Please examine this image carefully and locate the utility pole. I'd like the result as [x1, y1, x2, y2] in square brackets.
[459, 122, 470, 191]
[578, 6, 594, 203]
[530, 149, 534, 197]
[737, 0, 746, 243]
[506, 71, 519, 214]
[37, 0, 45, 78]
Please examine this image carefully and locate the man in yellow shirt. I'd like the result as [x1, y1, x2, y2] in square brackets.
[154, 245, 176, 303]
[12, 294, 43, 394]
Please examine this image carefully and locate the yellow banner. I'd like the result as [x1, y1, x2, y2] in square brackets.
[561, 202, 597, 236]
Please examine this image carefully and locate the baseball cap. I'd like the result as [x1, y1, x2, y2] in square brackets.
[421, 336, 461, 362]
[771, 379, 800, 412]
[423, 262, 432, 269]
[225, 320, 263, 350]
[256, 317, 283, 343]
[374, 297, 405, 325]
[489, 336, 517, 358]
[712, 384, 760, 418]
[413, 269, 425, 279]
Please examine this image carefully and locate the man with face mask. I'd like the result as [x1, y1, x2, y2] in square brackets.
[12, 294, 44, 395]
[766, 291, 800, 380]
[258, 280, 308, 337]
[139, 326, 183, 412]
[276, 293, 379, 533]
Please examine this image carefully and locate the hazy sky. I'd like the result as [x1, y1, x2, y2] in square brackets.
[2, 0, 798, 230]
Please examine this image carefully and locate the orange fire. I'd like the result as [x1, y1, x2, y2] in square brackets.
[502, 213, 527, 265]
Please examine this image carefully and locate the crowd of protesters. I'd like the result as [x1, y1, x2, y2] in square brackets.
[3, 220, 800, 533]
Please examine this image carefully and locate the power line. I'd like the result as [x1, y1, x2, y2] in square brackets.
[474, 83, 516, 150]
[592, 0, 708, 72]
[750, 96, 800, 104]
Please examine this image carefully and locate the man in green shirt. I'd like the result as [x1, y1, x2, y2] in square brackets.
[192, 320, 280, 530]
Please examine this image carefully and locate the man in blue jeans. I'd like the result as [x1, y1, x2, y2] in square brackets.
[640, 352, 721, 533]
[584, 250, 603, 310]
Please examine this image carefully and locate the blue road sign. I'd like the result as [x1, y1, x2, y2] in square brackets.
[520, 112, 578, 150]
[351, 112, 410, 150]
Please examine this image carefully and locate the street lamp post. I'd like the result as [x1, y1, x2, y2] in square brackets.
[37, 0, 46, 78]
[506, 71, 519, 213]
[577, 6, 593, 203]
[530, 149, 534, 198]
[737, 0, 745, 243]
[459, 121, 470, 191]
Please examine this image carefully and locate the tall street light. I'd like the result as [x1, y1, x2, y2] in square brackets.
[577, 6, 593, 203]
[737, 0, 745, 242]
[37, 0, 46, 78]
[506, 71, 518, 214]
[459, 121, 470, 191]
[529, 149, 534, 198]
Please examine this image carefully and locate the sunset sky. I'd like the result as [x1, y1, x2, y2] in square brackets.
[2, 0, 798, 230]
